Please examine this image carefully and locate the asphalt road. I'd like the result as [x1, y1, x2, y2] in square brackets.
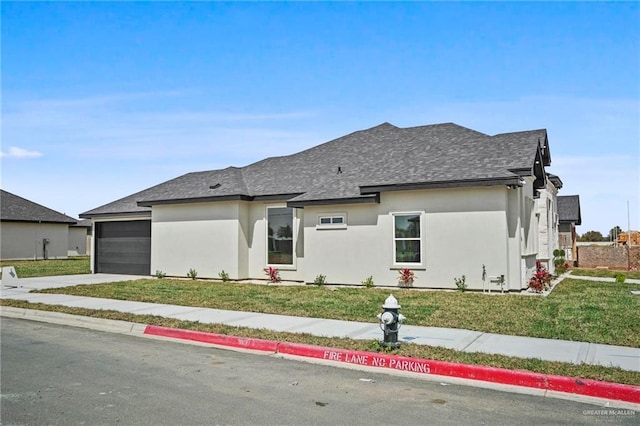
[1, 319, 635, 425]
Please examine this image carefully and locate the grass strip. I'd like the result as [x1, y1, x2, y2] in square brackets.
[0, 257, 90, 278]
[571, 268, 640, 280]
[34, 278, 640, 347]
[2, 299, 638, 386]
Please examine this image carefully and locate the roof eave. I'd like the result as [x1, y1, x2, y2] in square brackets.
[287, 194, 380, 209]
[253, 193, 305, 202]
[360, 177, 522, 194]
[0, 219, 77, 225]
[137, 195, 254, 207]
[79, 210, 151, 219]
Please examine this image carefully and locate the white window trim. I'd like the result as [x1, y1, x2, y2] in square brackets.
[266, 205, 297, 270]
[316, 212, 347, 230]
[391, 211, 425, 267]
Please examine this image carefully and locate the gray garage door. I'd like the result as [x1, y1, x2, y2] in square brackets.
[95, 221, 151, 275]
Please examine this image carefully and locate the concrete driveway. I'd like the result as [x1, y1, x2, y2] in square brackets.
[1, 273, 143, 292]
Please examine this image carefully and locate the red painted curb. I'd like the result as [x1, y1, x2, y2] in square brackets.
[277, 342, 640, 404]
[143, 325, 640, 404]
[143, 325, 279, 353]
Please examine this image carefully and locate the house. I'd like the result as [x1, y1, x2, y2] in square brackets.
[557, 195, 582, 262]
[81, 122, 562, 290]
[68, 219, 92, 256]
[617, 231, 639, 246]
[0, 189, 77, 260]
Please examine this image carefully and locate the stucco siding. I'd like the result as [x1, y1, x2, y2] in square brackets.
[0, 222, 70, 260]
[536, 181, 559, 271]
[505, 187, 523, 289]
[68, 227, 88, 255]
[304, 204, 384, 285]
[151, 202, 241, 278]
[237, 202, 250, 279]
[246, 203, 305, 282]
[305, 186, 512, 289]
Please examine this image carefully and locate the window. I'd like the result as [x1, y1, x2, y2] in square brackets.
[267, 207, 294, 266]
[393, 213, 422, 264]
[317, 213, 346, 229]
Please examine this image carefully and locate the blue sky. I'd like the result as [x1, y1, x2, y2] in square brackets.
[2, 2, 638, 235]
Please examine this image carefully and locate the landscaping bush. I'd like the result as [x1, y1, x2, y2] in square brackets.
[397, 268, 415, 287]
[528, 260, 553, 293]
[313, 274, 327, 286]
[187, 268, 198, 280]
[264, 266, 281, 283]
[361, 276, 375, 288]
[454, 275, 467, 292]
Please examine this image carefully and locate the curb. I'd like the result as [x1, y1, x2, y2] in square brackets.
[144, 325, 640, 405]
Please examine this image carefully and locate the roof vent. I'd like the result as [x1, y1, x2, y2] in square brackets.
[337, 167, 342, 174]
[209, 183, 221, 189]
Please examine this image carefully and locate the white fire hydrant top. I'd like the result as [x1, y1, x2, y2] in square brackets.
[382, 294, 400, 309]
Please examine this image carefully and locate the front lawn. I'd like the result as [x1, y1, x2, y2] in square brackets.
[34, 277, 640, 347]
[0, 257, 90, 278]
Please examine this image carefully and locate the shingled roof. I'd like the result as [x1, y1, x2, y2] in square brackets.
[1, 190, 77, 224]
[81, 122, 551, 217]
[558, 195, 582, 225]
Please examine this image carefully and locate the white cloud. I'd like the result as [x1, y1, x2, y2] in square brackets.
[0, 146, 43, 159]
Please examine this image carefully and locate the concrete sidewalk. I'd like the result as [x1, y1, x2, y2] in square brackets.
[1, 274, 639, 373]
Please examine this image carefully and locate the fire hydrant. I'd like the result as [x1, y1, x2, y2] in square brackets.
[377, 294, 405, 349]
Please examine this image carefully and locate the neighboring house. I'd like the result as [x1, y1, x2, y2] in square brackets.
[68, 219, 92, 256]
[557, 195, 582, 262]
[0, 189, 77, 260]
[617, 231, 640, 246]
[81, 122, 562, 291]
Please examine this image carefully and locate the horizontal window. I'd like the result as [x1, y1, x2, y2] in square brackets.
[317, 214, 347, 229]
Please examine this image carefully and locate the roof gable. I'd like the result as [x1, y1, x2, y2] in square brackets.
[1, 190, 77, 224]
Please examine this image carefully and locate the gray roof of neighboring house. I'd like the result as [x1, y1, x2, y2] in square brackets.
[71, 219, 92, 228]
[81, 122, 551, 217]
[1, 190, 77, 224]
[558, 195, 582, 225]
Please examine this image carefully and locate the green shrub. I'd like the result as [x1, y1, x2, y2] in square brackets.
[154, 270, 166, 279]
[454, 275, 467, 292]
[553, 249, 569, 275]
[187, 268, 198, 280]
[361, 276, 375, 288]
[615, 274, 626, 284]
[313, 274, 327, 286]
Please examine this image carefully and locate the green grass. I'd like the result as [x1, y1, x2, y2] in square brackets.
[33, 277, 640, 347]
[2, 299, 639, 386]
[0, 257, 90, 278]
[571, 268, 640, 280]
